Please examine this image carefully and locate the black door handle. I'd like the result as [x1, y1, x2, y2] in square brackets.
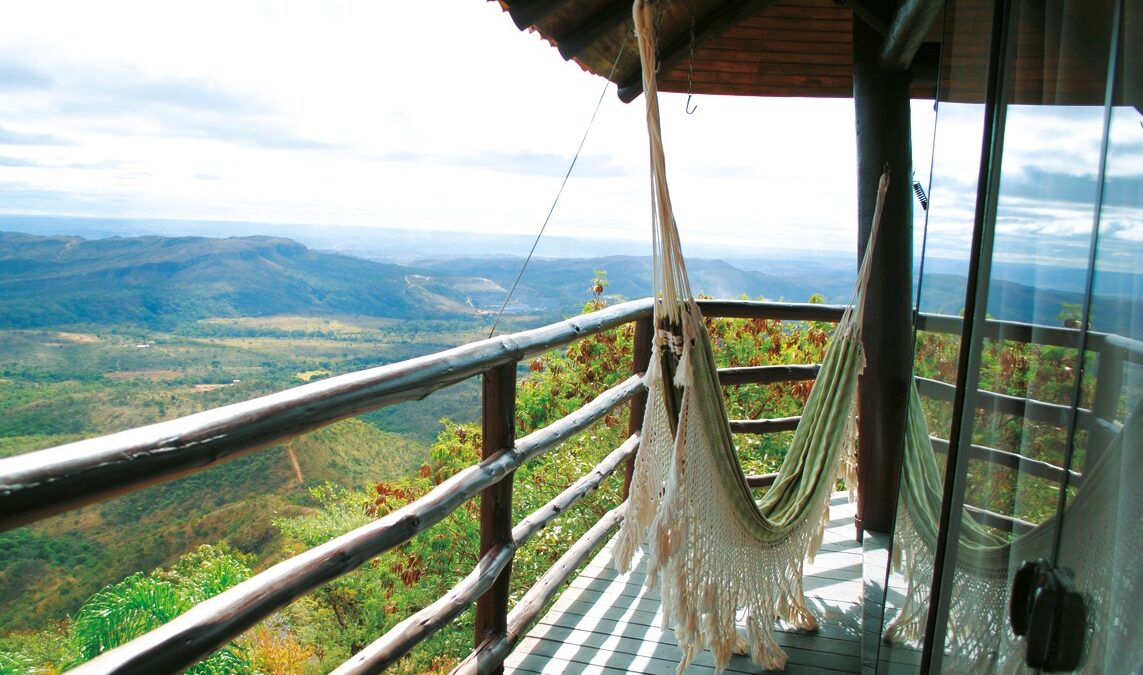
[1009, 559, 1086, 671]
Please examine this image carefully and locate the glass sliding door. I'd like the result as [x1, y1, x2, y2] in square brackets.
[876, 0, 1001, 671]
[919, 0, 1135, 672]
[1053, 3, 1143, 669]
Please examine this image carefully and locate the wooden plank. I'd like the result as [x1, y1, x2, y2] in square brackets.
[697, 45, 853, 66]
[618, 0, 784, 102]
[509, 630, 859, 675]
[564, 567, 862, 606]
[528, 614, 863, 659]
[658, 79, 854, 99]
[685, 60, 855, 76]
[752, 2, 852, 21]
[576, 554, 860, 586]
[508, 630, 859, 674]
[506, 494, 865, 674]
[541, 606, 858, 659]
[717, 25, 853, 43]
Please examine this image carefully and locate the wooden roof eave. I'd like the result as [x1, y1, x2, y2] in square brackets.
[497, 0, 946, 102]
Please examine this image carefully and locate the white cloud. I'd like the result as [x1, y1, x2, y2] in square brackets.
[0, 1, 940, 258]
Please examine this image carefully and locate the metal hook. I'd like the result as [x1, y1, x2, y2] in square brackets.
[684, 16, 698, 115]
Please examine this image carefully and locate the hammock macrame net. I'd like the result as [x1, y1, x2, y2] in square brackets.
[612, 1, 884, 671]
[888, 386, 1143, 673]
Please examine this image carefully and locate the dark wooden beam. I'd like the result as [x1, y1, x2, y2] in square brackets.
[729, 416, 801, 434]
[507, 0, 572, 31]
[557, 0, 631, 61]
[718, 364, 820, 386]
[745, 472, 779, 488]
[696, 299, 845, 322]
[880, 0, 946, 71]
[623, 318, 653, 499]
[836, 0, 890, 35]
[910, 41, 942, 94]
[617, 0, 782, 102]
[853, 14, 913, 536]
[474, 363, 516, 669]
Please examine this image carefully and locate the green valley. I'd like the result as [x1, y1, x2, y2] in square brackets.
[0, 312, 497, 637]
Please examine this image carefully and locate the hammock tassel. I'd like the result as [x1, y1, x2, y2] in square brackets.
[614, 1, 888, 672]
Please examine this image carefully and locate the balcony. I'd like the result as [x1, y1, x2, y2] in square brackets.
[1, 298, 1126, 674]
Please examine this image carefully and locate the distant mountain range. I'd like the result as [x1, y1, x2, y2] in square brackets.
[0, 232, 465, 328]
[0, 231, 858, 329]
[1, 228, 1138, 339]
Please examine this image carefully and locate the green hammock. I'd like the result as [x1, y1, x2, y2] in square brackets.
[888, 384, 1142, 672]
[612, 1, 887, 671]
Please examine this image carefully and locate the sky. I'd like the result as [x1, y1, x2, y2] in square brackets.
[0, 0, 929, 257]
[0, 0, 1136, 265]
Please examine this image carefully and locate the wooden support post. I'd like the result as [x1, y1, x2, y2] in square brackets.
[623, 318, 653, 499]
[474, 362, 516, 666]
[853, 12, 913, 537]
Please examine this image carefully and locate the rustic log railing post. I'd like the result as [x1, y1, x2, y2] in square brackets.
[623, 318, 654, 499]
[475, 362, 517, 669]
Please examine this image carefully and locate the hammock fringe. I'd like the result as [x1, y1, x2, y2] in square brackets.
[616, 1, 886, 671]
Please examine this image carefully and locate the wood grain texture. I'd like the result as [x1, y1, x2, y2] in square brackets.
[503, 493, 863, 674]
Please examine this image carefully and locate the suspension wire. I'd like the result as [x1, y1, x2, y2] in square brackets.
[486, 38, 628, 339]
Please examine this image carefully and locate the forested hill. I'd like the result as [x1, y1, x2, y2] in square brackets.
[5, 230, 1132, 336]
[0, 232, 479, 329]
[0, 232, 855, 330]
[414, 255, 855, 312]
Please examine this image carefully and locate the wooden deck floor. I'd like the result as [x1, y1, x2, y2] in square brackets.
[506, 493, 865, 674]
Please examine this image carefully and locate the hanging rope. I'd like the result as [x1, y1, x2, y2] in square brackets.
[486, 38, 628, 338]
[613, 2, 891, 672]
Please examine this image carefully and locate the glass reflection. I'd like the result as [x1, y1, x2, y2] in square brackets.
[892, 0, 1128, 671]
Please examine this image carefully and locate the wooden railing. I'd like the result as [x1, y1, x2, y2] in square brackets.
[913, 313, 1142, 534]
[0, 299, 842, 675]
[4, 299, 1131, 672]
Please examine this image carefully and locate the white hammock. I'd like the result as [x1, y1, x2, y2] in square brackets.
[888, 387, 1143, 673]
[612, 1, 887, 671]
